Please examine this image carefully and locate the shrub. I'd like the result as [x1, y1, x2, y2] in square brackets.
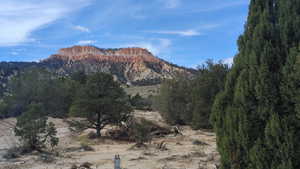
[128, 119, 153, 145]
[130, 93, 152, 110]
[3, 147, 21, 159]
[14, 103, 59, 152]
[80, 143, 94, 152]
[87, 131, 97, 139]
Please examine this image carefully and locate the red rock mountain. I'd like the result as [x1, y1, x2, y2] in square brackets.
[42, 46, 194, 85]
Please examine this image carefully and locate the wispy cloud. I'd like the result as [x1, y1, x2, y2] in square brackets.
[145, 24, 219, 37]
[73, 25, 90, 32]
[77, 40, 97, 45]
[163, 0, 181, 9]
[0, 0, 92, 46]
[122, 38, 171, 56]
[146, 29, 201, 37]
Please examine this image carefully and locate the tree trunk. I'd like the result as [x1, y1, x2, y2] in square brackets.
[96, 112, 101, 137]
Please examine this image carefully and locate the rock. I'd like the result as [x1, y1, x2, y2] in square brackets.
[42, 45, 195, 85]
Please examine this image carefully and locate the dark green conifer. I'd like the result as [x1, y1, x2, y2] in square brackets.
[211, 0, 300, 168]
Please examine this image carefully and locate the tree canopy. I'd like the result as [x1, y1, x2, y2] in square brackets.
[3, 68, 75, 118]
[70, 72, 132, 137]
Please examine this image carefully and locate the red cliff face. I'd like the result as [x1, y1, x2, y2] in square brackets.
[43, 45, 194, 85]
[50, 46, 161, 63]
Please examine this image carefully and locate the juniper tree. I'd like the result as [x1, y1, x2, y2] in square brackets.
[154, 61, 228, 127]
[211, 0, 300, 169]
[155, 76, 192, 125]
[70, 73, 132, 137]
[191, 60, 229, 129]
[14, 103, 59, 151]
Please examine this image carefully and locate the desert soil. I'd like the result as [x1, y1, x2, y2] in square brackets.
[0, 111, 219, 169]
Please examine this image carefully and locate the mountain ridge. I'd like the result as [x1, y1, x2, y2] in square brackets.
[41, 45, 195, 85]
[0, 46, 195, 94]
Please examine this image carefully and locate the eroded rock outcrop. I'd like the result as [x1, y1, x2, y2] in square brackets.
[42, 46, 194, 85]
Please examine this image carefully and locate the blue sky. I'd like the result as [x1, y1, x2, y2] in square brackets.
[0, 0, 250, 68]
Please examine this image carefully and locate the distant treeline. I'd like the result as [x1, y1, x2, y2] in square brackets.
[0, 69, 137, 119]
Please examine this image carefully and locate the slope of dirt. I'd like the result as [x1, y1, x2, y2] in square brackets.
[0, 111, 219, 169]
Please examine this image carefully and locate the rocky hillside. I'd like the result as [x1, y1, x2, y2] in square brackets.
[0, 62, 38, 97]
[41, 46, 195, 85]
[0, 46, 195, 94]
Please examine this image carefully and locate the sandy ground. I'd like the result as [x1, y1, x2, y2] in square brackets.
[0, 111, 219, 169]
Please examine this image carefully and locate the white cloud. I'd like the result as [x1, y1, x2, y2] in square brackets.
[77, 40, 96, 45]
[0, 0, 92, 46]
[123, 38, 172, 56]
[164, 0, 181, 9]
[146, 24, 220, 37]
[146, 29, 201, 37]
[73, 25, 90, 32]
[223, 57, 234, 66]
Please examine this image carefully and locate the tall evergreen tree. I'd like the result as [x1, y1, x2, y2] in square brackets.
[211, 0, 300, 169]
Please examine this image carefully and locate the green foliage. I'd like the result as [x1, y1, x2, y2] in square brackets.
[191, 60, 229, 129]
[129, 93, 152, 110]
[211, 0, 300, 169]
[46, 122, 59, 149]
[154, 61, 228, 128]
[70, 70, 87, 84]
[70, 72, 132, 137]
[66, 119, 90, 133]
[0, 99, 8, 117]
[4, 68, 76, 117]
[130, 119, 152, 144]
[14, 103, 59, 151]
[0, 62, 37, 98]
[154, 75, 192, 125]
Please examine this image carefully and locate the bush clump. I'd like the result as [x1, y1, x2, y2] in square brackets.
[14, 103, 59, 152]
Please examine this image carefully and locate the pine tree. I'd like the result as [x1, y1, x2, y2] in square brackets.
[211, 0, 300, 169]
[70, 73, 132, 137]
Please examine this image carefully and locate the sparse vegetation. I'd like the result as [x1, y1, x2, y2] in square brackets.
[192, 139, 208, 146]
[80, 143, 95, 152]
[66, 119, 90, 134]
[3, 147, 23, 159]
[2, 1, 299, 169]
[130, 119, 152, 145]
[129, 93, 152, 110]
